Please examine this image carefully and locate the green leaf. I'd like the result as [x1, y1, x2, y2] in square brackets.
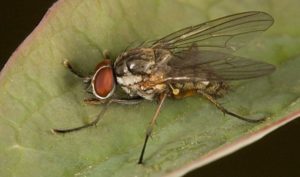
[0, 0, 300, 177]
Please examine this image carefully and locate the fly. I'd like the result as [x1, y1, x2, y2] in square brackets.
[52, 11, 275, 164]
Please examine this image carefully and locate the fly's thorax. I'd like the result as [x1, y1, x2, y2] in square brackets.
[114, 48, 156, 76]
[114, 48, 171, 100]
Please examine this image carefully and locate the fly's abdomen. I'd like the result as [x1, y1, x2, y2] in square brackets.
[172, 81, 229, 99]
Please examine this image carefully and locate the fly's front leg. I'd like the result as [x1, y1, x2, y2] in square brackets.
[51, 97, 143, 134]
[197, 90, 266, 122]
[84, 98, 106, 105]
[111, 97, 144, 105]
[84, 97, 143, 105]
[51, 100, 112, 134]
[102, 49, 110, 60]
[63, 60, 91, 83]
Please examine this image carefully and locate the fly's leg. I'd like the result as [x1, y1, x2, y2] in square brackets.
[84, 98, 106, 105]
[138, 93, 167, 164]
[51, 97, 143, 134]
[197, 90, 266, 122]
[64, 49, 110, 82]
[84, 97, 143, 105]
[111, 98, 144, 105]
[51, 100, 112, 134]
[63, 60, 91, 83]
[102, 49, 110, 59]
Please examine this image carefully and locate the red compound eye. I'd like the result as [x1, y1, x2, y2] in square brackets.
[92, 60, 115, 99]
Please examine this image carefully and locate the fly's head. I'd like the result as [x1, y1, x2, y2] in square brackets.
[91, 59, 116, 99]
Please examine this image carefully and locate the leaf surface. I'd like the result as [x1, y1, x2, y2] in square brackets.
[0, 0, 300, 177]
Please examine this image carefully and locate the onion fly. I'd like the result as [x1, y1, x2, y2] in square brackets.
[52, 11, 275, 164]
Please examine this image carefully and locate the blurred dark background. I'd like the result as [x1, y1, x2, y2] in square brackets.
[0, 1, 299, 177]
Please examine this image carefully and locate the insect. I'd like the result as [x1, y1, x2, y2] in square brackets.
[52, 11, 275, 164]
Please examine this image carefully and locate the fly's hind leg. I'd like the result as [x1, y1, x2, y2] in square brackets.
[197, 90, 266, 122]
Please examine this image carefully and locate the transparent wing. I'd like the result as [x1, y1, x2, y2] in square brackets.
[151, 11, 274, 53]
[166, 50, 275, 81]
